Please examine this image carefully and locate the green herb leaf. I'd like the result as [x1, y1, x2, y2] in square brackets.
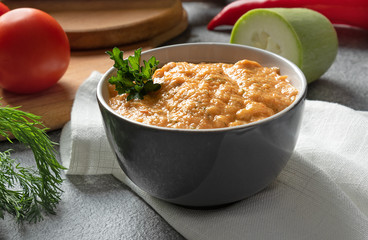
[0, 105, 66, 223]
[106, 47, 161, 100]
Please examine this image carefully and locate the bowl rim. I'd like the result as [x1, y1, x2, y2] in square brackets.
[97, 42, 307, 132]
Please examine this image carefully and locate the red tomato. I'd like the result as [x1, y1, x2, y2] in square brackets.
[0, 8, 70, 94]
[0, 3, 9, 16]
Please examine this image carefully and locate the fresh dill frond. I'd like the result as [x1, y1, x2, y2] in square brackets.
[0, 105, 66, 223]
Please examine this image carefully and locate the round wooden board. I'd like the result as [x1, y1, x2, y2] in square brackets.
[3, 0, 185, 50]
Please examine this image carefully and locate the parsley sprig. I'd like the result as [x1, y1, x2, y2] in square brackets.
[106, 47, 161, 101]
[0, 105, 65, 223]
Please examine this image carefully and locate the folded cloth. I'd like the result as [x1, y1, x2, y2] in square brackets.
[60, 71, 368, 240]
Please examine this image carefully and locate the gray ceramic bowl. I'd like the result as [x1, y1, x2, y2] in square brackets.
[97, 43, 307, 207]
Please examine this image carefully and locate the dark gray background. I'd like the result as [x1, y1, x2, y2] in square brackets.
[1, 1, 367, 239]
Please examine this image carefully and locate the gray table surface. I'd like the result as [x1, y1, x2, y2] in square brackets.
[1, 1, 367, 239]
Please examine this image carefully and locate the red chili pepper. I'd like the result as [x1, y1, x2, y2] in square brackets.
[0, 2, 10, 16]
[207, 0, 368, 30]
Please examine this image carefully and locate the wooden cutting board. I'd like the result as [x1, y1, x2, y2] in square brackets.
[4, 0, 186, 49]
[0, 0, 188, 136]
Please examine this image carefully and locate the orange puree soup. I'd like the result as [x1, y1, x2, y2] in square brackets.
[108, 59, 298, 129]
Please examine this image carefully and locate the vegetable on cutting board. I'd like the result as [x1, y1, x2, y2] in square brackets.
[0, 7, 70, 94]
[207, 0, 368, 30]
[107, 47, 161, 101]
[230, 8, 338, 83]
[0, 105, 65, 223]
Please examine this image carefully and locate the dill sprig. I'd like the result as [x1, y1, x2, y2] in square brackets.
[0, 105, 66, 223]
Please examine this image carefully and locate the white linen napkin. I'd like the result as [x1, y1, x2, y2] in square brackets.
[60, 71, 368, 240]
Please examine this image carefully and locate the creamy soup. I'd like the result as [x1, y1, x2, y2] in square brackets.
[108, 59, 298, 129]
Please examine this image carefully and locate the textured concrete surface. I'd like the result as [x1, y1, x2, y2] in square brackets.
[1, 0, 367, 239]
